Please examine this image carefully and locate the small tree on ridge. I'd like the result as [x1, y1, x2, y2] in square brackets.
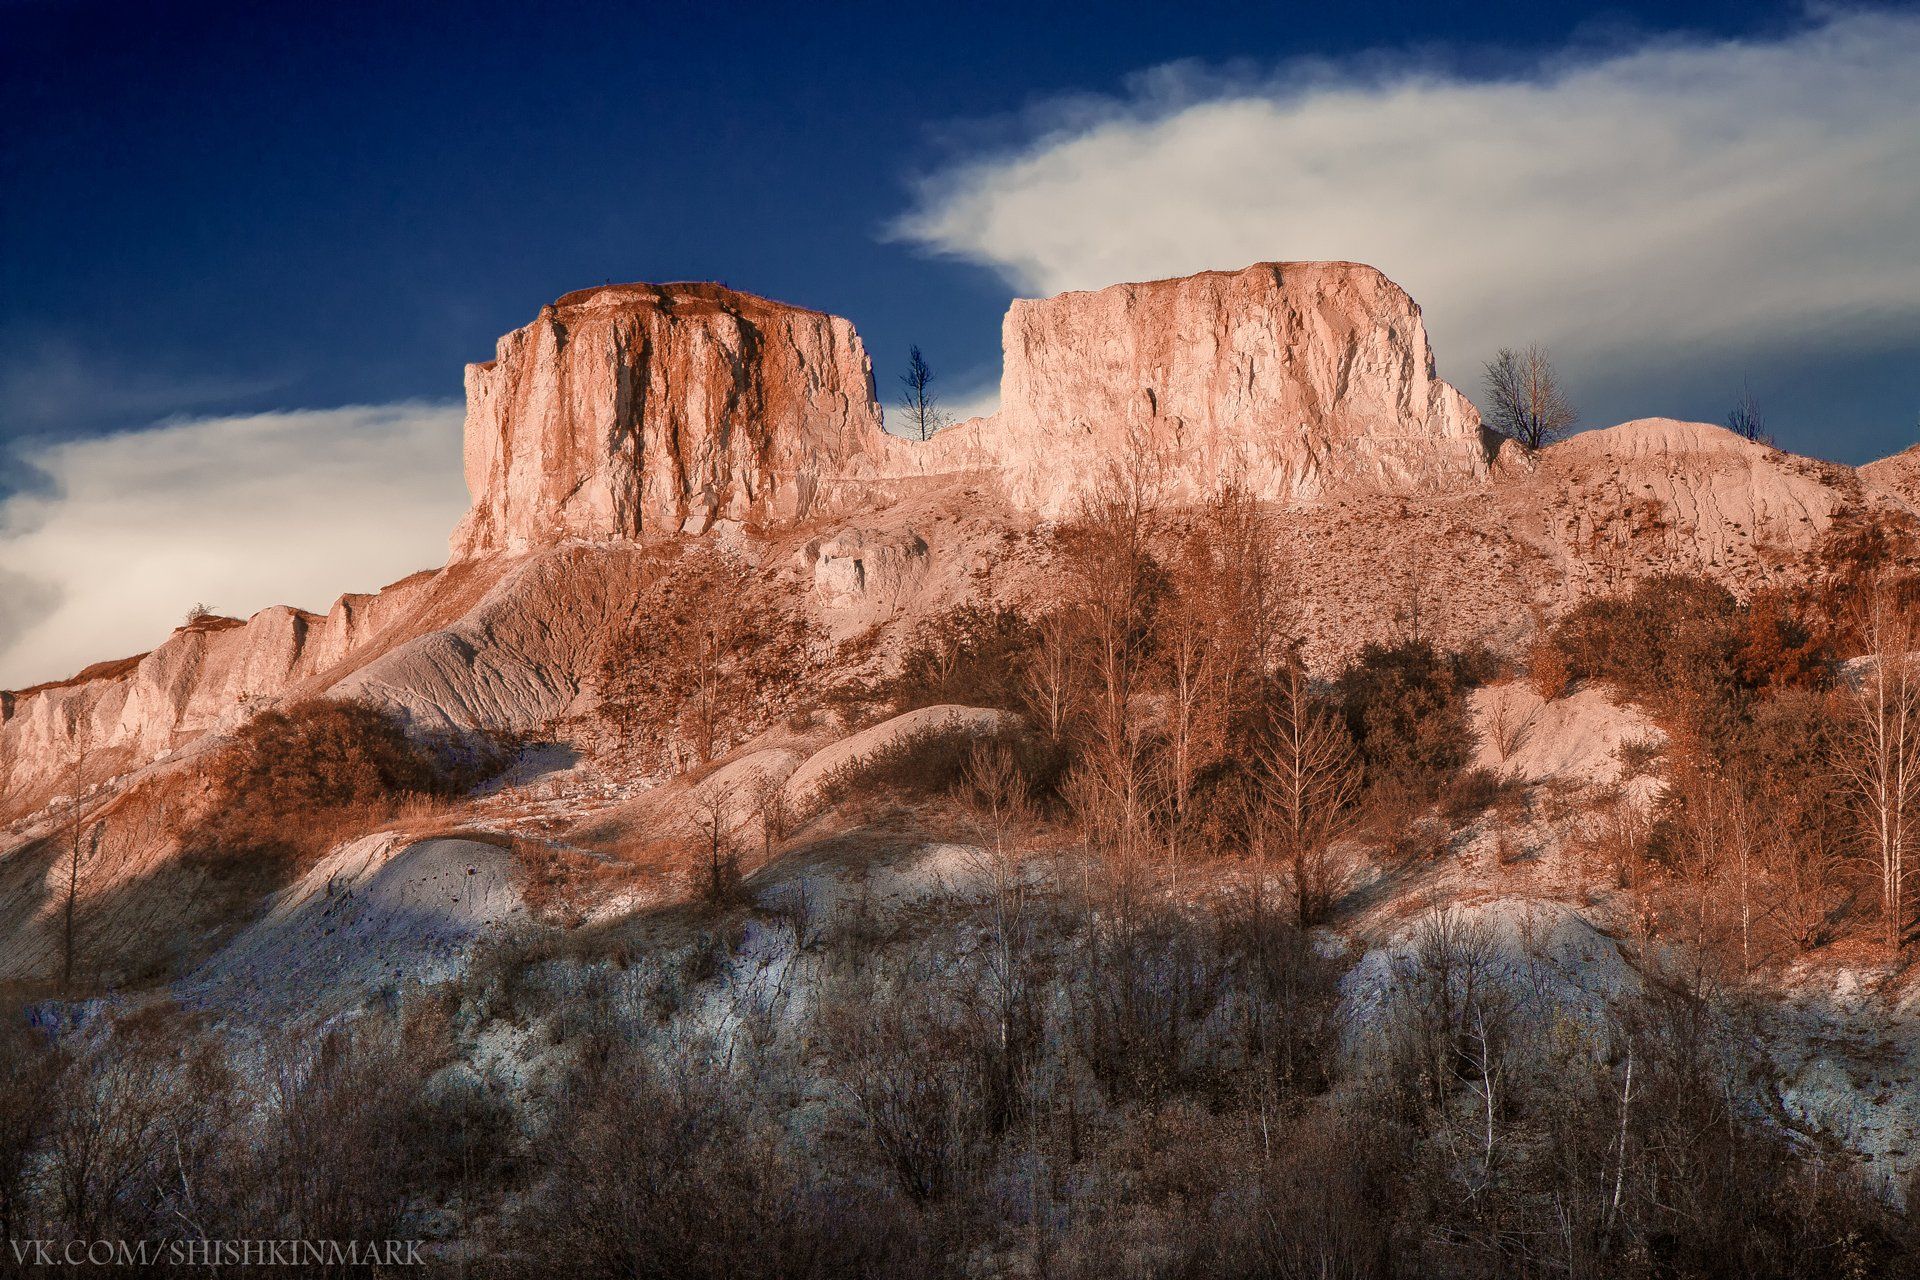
[1482, 344, 1577, 450]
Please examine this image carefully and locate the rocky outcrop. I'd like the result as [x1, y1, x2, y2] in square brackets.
[449, 263, 1505, 551]
[450, 282, 888, 558]
[0, 564, 504, 814]
[919, 261, 1499, 512]
[796, 527, 930, 630]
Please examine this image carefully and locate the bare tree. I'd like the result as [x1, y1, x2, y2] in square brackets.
[1018, 609, 1081, 742]
[1482, 344, 1577, 450]
[1836, 581, 1920, 951]
[694, 783, 742, 905]
[1160, 480, 1289, 878]
[61, 721, 98, 994]
[1062, 440, 1166, 875]
[1252, 664, 1360, 926]
[957, 743, 1039, 1130]
[898, 345, 947, 441]
[749, 772, 790, 866]
[1726, 385, 1767, 443]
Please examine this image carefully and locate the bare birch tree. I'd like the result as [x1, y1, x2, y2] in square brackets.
[1062, 439, 1165, 878]
[898, 346, 947, 441]
[1836, 582, 1920, 951]
[1019, 609, 1081, 742]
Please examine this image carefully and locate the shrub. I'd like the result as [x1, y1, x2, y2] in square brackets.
[1546, 575, 1835, 742]
[533, 1049, 928, 1278]
[1439, 767, 1521, 824]
[814, 724, 1066, 814]
[884, 604, 1037, 713]
[1734, 588, 1833, 694]
[1336, 640, 1473, 802]
[597, 545, 818, 769]
[187, 699, 490, 882]
[1548, 575, 1743, 711]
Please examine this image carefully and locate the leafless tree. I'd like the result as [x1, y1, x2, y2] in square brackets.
[61, 721, 98, 993]
[749, 772, 790, 866]
[1019, 609, 1081, 741]
[898, 345, 948, 441]
[1726, 385, 1767, 443]
[957, 742, 1039, 1130]
[1061, 439, 1165, 875]
[1482, 344, 1577, 449]
[695, 783, 742, 905]
[1252, 664, 1360, 926]
[1836, 581, 1920, 951]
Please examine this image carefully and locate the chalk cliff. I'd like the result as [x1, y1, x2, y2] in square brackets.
[920, 261, 1499, 511]
[449, 282, 887, 559]
[448, 262, 1502, 549]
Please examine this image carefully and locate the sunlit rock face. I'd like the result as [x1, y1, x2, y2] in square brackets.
[449, 282, 888, 559]
[923, 261, 1502, 511]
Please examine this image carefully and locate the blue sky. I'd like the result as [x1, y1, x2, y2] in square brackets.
[2, 1, 1918, 684]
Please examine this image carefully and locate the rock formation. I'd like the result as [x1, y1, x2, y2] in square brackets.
[920, 261, 1500, 512]
[796, 527, 930, 631]
[13, 261, 1916, 831]
[448, 262, 1503, 553]
[1861, 442, 1920, 509]
[450, 282, 888, 559]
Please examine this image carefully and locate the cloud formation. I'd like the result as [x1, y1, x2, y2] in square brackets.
[0, 404, 467, 689]
[895, 9, 1920, 431]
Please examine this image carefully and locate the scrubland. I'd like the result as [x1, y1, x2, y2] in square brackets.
[5, 474, 1920, 1278]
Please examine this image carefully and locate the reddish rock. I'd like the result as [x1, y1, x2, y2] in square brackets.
[449, 282, 887, 558]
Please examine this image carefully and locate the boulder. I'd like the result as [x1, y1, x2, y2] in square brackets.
[797, 527, 930, 623]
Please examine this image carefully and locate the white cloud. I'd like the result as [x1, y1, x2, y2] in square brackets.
[895, 9, 1920, 418]
[0, 404, 467, 689]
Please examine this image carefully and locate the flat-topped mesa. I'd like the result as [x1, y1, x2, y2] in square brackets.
[448, 263, 1499, 555]
[926, 261, 1499, 511]
[450, 282, 888, 559]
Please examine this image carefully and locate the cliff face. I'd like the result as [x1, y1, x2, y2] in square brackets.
[0, 566, 498, 813]
[922, 261, 1499, 511]
[449, 282, 888, 559]
[450, 263, 1503, 550]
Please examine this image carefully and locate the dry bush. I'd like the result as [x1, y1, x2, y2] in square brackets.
[814, 724, 1065, 817]
[1065, 899, 1338, 1110]
[0, 1017, 56, 1240]
[184, 698, 500, 888]
[1579, 789, 1655, 891]
[36, 1003, 240, 1243]
[1439, 767, 1523, 825]
[831, 976, 987, 1203]
[1335, 639, 1474, 807]
[597, 543, 819, 770]
[1546, 576, 1830, 746]
[1188, 1105, 1405, 1279]
[531, 1048, 931, 1279]
[1527, 631, 1572, 700]
[1377, 908, 1516, 1127]
[884, 603, 1037, 713]
[264, 1004, 457, 1243]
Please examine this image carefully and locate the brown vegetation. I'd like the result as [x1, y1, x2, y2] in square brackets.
[597, 544, 818, 770]
[183, 698, 506, 890]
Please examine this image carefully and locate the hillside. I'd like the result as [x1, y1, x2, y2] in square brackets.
[3, 261, 1919, 1275]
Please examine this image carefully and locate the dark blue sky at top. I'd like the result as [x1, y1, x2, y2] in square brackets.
[0, 0, 1889, 472]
